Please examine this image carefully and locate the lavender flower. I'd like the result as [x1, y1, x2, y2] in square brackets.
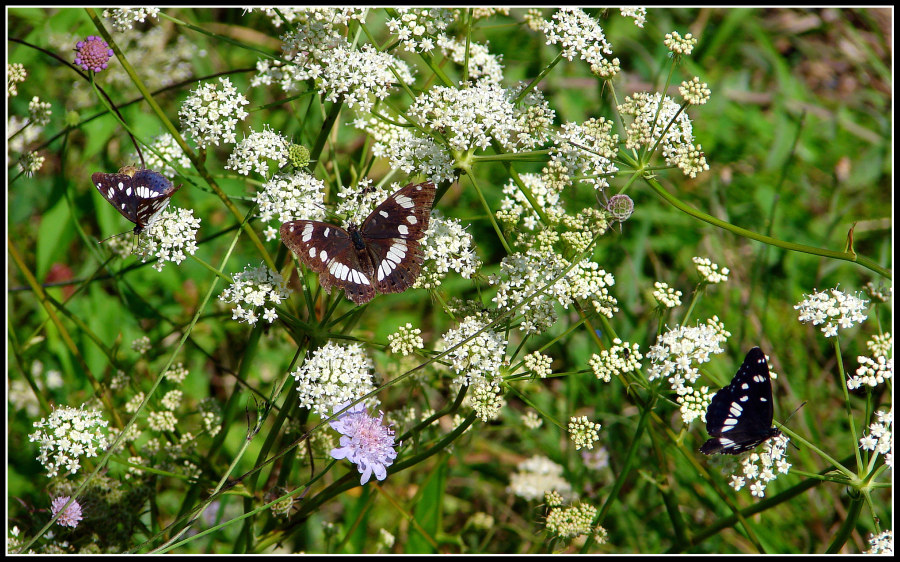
[329, 402, 398, 485]
[50, 496, 83, 528]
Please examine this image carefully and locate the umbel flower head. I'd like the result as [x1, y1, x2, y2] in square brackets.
[329, 401, 398, 485]
[74, 36, 114, 72]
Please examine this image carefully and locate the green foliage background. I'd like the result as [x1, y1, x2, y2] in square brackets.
[7, 7, 892, 554]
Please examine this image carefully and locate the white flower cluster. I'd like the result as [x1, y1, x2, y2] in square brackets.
[354, 114, 456, 186]
[406, 81, 553, 154]
[618, 92, 709, 178]
[464, 378, 505, 422]
[693, 257, 729, 284]
[664, 31, 698, 56]
[140, 207, 201, 272]
[568, 416, 601, 450]
[387, 323, 425, 356]
[219, 264, 291, 326]
[522, 410, 543, 429]
[523, 351, 553, 379]
[728, 434, 792, 498]
[850, 342, 893, 390]
[251, 9, 367, 91]
[199, 397, 222, 437]
[680, 76, 711, 105]
[28, 405, 110, 478]
[507, 455, 572, 501]
[619, 7, 647, 28]
[859, 409, 892, 469]
[386, 8, 454, 53]
[178, 77, 249, 148]
[292, 342, 377, 417]
[540, 8, 616, 77]
[794, 287, 869, 338]
[20, 151, 45, 177]
[653, 281, 683, 308]
[864, 530, 893, 555]
[8, 62, 26, 97]
[148, 410, 177, 432]
[130, 133, 191, 179]
[436, 35, 504, 85]
[254, 171, 326, 240]
[319, 44, 415, 113]
[131, 335, 151, 354]
[102, 7, 160, 32]
[490, 251, 618, 334]
[550, 118, 620, 192]
[28, 96, 51, 126]
[496, 173, 564, 231]
[545, 503, 600, 540]
[589, 339, 642, 383]
[226, 127, 289, 177]
[248, 7, 365, 30]
[414, 214, 481, 289]
[438, 313, 508, 388]
[164, 363, 189, 384]
[646, 318, 731, 424]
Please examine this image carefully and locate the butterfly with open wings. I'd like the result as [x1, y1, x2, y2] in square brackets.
[280, 181, 436, 305]
[700, 347, 782, 455]
[92, 166, 181, 235]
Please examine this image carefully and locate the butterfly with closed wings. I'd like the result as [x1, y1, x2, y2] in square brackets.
[280, 181, 436, 305]
[700, 347, 782, 455]
[92, 166, 181, 236]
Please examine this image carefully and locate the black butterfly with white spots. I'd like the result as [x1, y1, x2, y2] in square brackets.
[280, 182, 436, 305]
[92, 166, 181, 235]
[700, 347, 782, 455]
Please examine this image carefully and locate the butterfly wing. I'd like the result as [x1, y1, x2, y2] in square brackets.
[700, 347, 779, 455]
[130, 169, 181, 229]
[92, 172, 140, 223]
[92, 169, 180, 232]
[280, 220, 376, 305]
[360, 182, 435, 294]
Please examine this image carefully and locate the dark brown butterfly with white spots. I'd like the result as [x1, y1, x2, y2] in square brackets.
[92, 166, 181, 235]
[280, 182, 436, 305]
[700, 347, 782, 455]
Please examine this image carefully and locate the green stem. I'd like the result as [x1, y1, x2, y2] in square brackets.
[644, 176, 890, 278]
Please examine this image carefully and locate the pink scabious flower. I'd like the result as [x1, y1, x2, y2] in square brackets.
[74, 36, 114, 72]
[50, 496, 83, 528]
[329, 402, 398, 485]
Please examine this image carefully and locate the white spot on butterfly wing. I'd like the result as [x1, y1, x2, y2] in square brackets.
[395, 194, 414, 208]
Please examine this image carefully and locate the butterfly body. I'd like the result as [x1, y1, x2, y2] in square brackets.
[700, 347, 782, 455]
[92, 166, 181, 235]
[281, 182, 436, 305]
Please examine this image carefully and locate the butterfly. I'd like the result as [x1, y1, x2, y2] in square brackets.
[700, 347, 782, 455]
[92, 166, 181, 236]
[280, 181, 436, 305]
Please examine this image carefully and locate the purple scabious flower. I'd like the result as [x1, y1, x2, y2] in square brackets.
[50, 496, 83, 528]
[74, 36, 114, 72]
[329, 401, 398, 485]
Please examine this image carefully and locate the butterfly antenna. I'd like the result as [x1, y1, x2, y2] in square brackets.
[97, 230, 131, 245]
[776, 401, 807, 450]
